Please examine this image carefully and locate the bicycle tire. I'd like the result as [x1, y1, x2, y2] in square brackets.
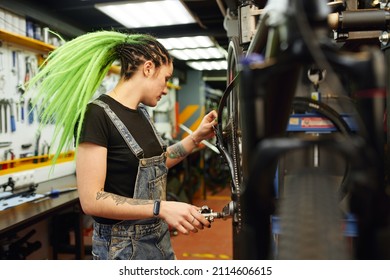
[291, 96, 353, 197]
[222, 36, 246, 260]
[276, 167, 351, 259]
[292, 97, 353, 135]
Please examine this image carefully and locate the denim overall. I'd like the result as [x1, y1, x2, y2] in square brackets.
[90, 100, 175, 260]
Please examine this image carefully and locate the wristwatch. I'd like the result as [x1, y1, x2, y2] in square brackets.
[153, 199, 161, 216]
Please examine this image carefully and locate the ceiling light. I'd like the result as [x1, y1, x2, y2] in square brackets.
[169, 47, 225, 61]
[187, 60, 228, 71]
[95, 0, 196, 28]
[158, 36, 215, 50]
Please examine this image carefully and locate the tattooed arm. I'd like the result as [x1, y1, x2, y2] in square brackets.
[76, 141, 211, 234]
[166, 110, 217, 169]
[96, 189, 152, 206]
[76, 142, 157, 220]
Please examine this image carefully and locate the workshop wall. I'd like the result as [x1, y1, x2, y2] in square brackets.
[0, 4, 124, 187]
[0, 38, 76, 185]
[177, 70, 206, 135]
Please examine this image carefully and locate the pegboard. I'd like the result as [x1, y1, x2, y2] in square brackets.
[0, 42, 61, 168]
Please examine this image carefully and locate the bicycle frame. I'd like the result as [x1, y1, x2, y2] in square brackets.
[216, 0, 390, 259]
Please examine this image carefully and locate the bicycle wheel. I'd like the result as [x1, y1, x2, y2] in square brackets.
[276, 167, 351, 259]
[224, 37, 245, 260]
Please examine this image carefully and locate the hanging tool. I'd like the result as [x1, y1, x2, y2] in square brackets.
[8, 149, 15, 168]
[40, 141, 50, 162]
[0, 142, 12, 148]
[11, 51, 16, 76]
[15, 53, 28, 123]
[27, 98, 34, 124]
[1, 99, 13, 133]
[2, 149, 14, 170]
[21, 143, 32, 149]
[15, 51, 25, 93]
[9, 99, 15, 132]
[15, 101, 19, 122]
[25, 56, 37, 82]
[3, 99, 8, 133]
[24, 56, 31, 83]
[33, 132, 40, 163]
[20, 97, 24, 123]
[0, 99, 3, 133]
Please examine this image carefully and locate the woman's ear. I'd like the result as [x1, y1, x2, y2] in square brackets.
[143, 60, 155, 77]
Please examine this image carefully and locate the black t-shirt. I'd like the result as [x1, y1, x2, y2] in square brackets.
[79, 94, 164, 223]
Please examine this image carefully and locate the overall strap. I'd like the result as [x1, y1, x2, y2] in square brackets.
[92, 99, 144, 159]
[138, 104, 167, 152]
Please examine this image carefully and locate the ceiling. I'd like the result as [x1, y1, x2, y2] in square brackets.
[6, 0, 241, 91]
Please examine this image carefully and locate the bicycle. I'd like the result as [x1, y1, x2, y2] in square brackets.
[215, 0, 390, 259]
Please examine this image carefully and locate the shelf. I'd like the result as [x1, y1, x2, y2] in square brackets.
[0, 28, 55, 54]
[0, 151, 75, 175]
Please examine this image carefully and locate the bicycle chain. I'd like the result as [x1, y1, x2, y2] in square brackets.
[221, 117, 242, 233]
[230, 117, 242, 233]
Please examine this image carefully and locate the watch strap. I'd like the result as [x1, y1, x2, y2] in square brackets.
[153, 200, 161, 216]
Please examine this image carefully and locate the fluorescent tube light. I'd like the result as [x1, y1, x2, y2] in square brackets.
[95, 0, 196, 28]
[169, 47, 225, 61]
[158, 36, 224, 60]
[158, 36, 215, 50]
[187, 60, 228, 71]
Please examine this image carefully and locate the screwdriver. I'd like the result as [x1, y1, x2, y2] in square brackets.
[10, 99, 16, 132]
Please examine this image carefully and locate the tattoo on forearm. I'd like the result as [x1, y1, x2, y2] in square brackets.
[167, 142, 188, 159]
[96, 189, 151, 206]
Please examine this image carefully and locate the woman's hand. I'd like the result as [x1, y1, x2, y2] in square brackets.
[159, 200, 211, 234]
[191, 110, 218, 144]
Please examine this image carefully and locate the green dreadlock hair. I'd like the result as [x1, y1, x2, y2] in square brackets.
[26, 30, 172, 164]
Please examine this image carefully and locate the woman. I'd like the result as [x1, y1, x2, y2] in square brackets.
[27, 30, 217, 260]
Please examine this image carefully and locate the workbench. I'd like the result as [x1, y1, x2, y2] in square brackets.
[0, 174, 86, 259]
